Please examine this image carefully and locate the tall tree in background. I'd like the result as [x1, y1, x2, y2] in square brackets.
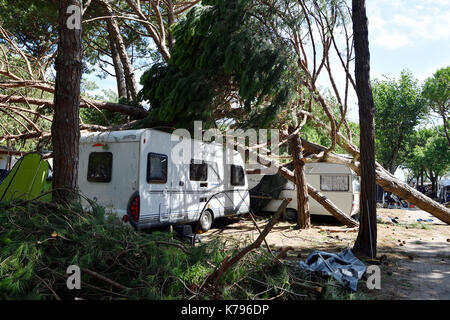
[423, 66, 450, 146]
[51, 0, 82, 204]
[373, 71, 426, 174]
[352, 0, 377, 257]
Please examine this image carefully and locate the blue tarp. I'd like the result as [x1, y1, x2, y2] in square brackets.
[299, 247, 366, 291]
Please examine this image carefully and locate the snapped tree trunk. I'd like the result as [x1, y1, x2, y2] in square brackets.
[352, 0, 377, 258]
[52, 0, 82, 204]
[288, 127, 310, 229]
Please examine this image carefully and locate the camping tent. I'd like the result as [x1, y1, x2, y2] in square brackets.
[0, 153, 52, 203]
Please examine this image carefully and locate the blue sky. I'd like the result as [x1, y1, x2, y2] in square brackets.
[367, 0, 449, 81]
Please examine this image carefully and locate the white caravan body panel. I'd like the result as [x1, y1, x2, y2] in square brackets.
[248, 162, 360, 217]
[78, 129, 250, 229]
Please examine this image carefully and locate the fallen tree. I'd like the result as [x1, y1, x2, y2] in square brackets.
[247, 134, 450, 226]
[311, 148, 450, 225]
[0, 94, 148, 119]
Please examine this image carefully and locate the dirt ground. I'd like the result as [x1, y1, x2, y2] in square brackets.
[201, 208, 450, 300]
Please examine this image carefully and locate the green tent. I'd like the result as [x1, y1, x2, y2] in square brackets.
[0, 153, 52, 203]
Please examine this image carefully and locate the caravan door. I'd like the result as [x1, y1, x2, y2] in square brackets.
[142, 151, 171, 225]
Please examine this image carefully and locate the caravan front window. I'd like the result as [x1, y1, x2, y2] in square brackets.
[147, 153, 168, 183]
[190, 160, 207, 181]
[87, 152, 113, 182]
[320, 175, 349, 192]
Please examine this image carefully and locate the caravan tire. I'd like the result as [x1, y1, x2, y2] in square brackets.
[200, 210, 213, 231]
[285, 209, 297, 222]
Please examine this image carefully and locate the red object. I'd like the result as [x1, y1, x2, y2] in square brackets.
[122, 214, 129, 222]
[92, 143, 104, 147]
[130, 195, 140, 222]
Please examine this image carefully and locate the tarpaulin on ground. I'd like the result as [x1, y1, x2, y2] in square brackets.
[0, 153, 52, 203]
[299, 247, 366, 291]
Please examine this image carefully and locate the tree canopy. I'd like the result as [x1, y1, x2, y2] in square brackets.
[422, 66, 450, 145]
[138, 0, 298, 129]
[373, 70, 427, 174]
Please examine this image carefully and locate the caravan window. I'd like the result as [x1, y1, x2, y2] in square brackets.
[190, 160, 207, 181]
[320, 175, 349, 192]
[147, 153, 168, 183]
[87, 152, 113, 182]
[231, 165, 245, 186]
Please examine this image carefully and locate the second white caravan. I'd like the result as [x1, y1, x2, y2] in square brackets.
[248, 162, 360, 220]
[78, 129, 250, 231]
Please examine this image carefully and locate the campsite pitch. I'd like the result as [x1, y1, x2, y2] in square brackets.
[201, 208, 450, 300]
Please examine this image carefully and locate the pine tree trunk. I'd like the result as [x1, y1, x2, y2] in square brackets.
[352, 0, 377, 258]
[52, 0, 82, 204]
[288, 128, 310, 229]
[106, 20, 127, 99]
[101, 0, 138, 101]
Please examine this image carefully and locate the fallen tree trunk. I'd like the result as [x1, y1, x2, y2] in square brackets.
[319, 152, 450, 225]
[0, 94, 149, 119]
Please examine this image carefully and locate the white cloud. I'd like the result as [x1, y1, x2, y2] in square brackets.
[367, 0, 450, 50]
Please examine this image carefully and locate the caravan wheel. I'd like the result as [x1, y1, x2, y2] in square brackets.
[286, 209, 298, 222]
[200, 210, 213, 231]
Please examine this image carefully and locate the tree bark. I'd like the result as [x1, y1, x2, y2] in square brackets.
[0, 94, 149, 118]
[100, 0, 138, 101]
[288, 127, 310, 229]
[441, 112, 450, 146]
[106, 19, 127, 99]
[52, 0, 83, 204]
[352, 0, 377, 258]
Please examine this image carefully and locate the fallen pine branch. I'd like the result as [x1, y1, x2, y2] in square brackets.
[201, 199, 290, 292]
[82, 268, 129, 291]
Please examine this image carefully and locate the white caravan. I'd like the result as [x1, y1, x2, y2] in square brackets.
[78, 129, 250, 231]
[0, 150, 17, 171]
[248, 162, 360, 219]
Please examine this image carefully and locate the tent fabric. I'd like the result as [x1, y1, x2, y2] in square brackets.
[0, 153, 52, 203]
[299, 247, 366, 292]
[249, 163, 293, 213]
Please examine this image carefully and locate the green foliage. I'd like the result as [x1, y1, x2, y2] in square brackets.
[373, 70, 427, 173]
[422, 66, 450, 116]
[403, 126, 450, 182]
[0, 0, 58, 57]
[0, 202, 330, 300]
[422, 66, 450, 143]
[138, 0, 297, 129]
